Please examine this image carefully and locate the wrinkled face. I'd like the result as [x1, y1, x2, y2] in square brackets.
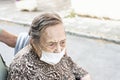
[39, 24, 66, 53]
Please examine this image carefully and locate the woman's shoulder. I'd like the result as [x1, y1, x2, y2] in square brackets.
[11, 45, 31, 66]
[15, 45, 31, 58]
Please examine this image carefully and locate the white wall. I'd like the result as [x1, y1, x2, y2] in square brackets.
[71, 0, 120, 19]
[37, 0, 71, 11]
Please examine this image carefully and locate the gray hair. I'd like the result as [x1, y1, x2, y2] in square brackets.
[29, 12, 62, 39]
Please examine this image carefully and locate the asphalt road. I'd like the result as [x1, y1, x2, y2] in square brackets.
[0, 21, 120, 80]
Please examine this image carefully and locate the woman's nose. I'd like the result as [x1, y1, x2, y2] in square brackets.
[54, 44, 62, 53]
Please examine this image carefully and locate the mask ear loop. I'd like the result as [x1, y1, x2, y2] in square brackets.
[37, 43, 43, 58]
[64, 48, 67, 56]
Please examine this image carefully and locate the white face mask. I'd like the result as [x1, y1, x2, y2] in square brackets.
[40, 48, 65, 65]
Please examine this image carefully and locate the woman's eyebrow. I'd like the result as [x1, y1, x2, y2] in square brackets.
[60, 39, 66, 41]
[47, 39, 66, 43]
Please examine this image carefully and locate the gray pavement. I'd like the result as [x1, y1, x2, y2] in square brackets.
[0, 0, 120, 44]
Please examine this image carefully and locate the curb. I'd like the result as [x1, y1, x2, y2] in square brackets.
[0, 18, 120, 44]
[66, 31, 120, 44]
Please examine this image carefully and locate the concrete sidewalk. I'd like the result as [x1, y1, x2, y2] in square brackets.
[0, 0, 120, 44]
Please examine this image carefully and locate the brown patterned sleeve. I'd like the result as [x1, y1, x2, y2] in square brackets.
[67, 56, 89, 80]
[72, 63, 89, 80]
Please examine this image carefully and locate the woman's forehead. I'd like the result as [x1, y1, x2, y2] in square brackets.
[40, 24, 66, 42]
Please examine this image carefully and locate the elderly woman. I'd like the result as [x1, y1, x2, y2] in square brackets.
[8, 12, 91, 80]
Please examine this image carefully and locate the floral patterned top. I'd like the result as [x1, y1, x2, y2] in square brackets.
[8, 45, 88, 80]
